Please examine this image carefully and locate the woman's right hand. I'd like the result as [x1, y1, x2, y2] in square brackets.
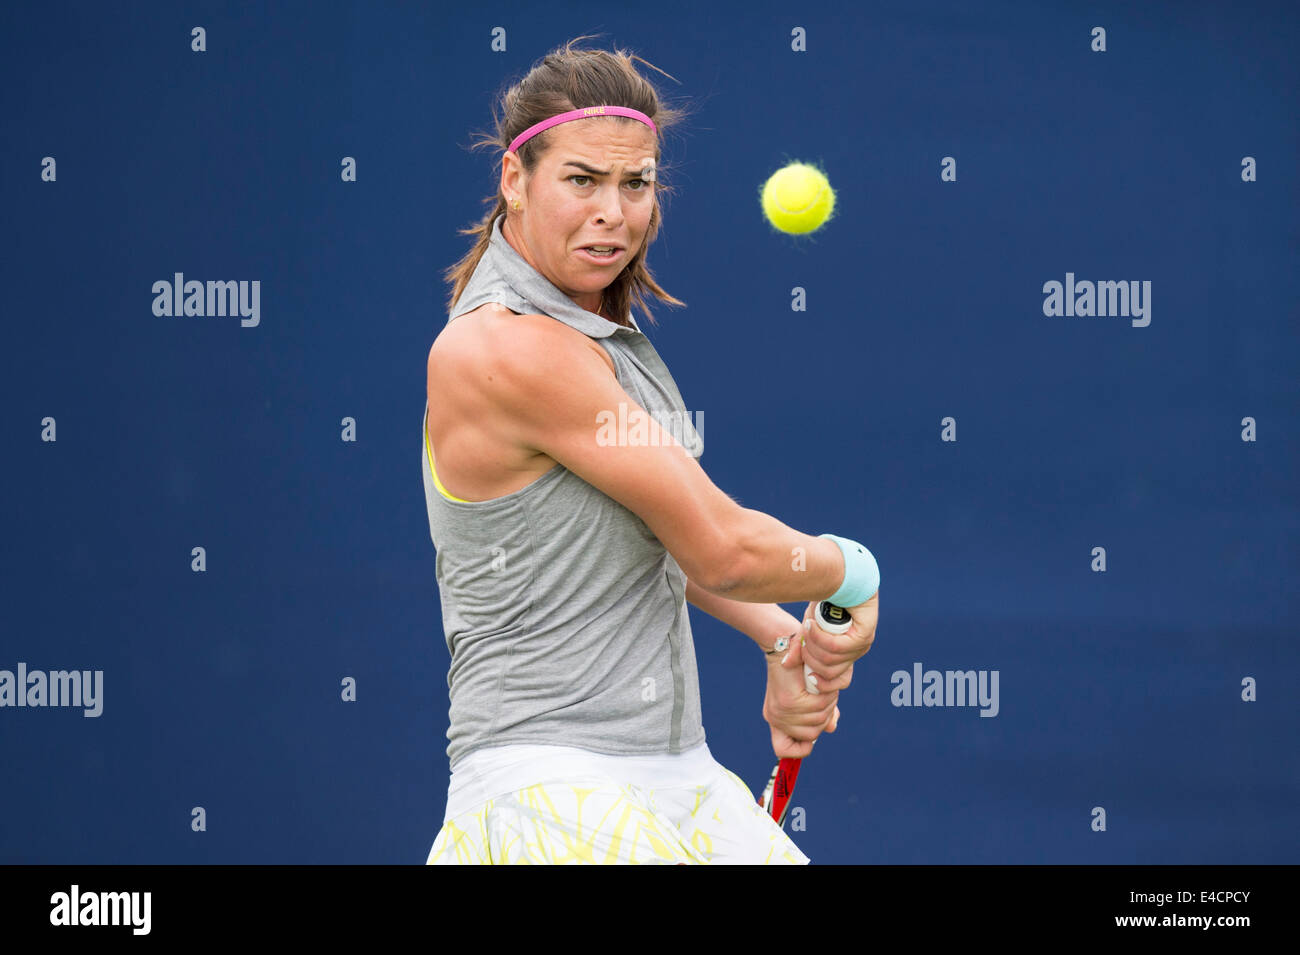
[800, 591, 879, 690]
[763, 634, 841, 759]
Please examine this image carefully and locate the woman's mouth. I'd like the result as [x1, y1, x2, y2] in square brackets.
[578, 246, 623, 264]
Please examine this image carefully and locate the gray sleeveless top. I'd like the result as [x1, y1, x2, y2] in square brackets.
[423, 213, 706, 768]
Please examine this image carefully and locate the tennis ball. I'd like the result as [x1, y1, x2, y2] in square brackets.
[761, 162, 835, 235]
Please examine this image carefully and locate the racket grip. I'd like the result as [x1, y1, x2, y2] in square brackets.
[805, 601, 853, 693]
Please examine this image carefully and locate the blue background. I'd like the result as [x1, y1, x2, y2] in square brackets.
[2, 0, 1296, 864]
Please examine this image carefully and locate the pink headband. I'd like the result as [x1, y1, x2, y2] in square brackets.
[508, 105, 657, 155]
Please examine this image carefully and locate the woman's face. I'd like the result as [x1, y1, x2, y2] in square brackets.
[501, 118, 658, 316]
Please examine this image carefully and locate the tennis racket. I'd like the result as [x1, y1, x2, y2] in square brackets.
[758, 599, 853, 826]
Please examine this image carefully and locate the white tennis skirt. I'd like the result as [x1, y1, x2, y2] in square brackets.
[426, 740, 810, 865]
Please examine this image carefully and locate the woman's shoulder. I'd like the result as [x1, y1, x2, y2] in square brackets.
[436, 302, 524, 351]
[455, 301, 522, 320]
[436, 305, 619, 387]
[434, 304, 597, 365]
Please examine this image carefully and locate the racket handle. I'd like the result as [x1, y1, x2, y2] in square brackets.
[760, 756, 804, 825]
[815, 600, 853, 634]
[804, 601, 852, 694]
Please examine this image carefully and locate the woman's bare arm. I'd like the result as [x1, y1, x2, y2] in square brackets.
[683, 577, 801, 652]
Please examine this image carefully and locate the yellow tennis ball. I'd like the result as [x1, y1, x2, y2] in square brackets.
[761, 162, 835, 234]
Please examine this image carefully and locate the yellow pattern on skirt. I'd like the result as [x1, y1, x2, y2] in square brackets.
[428, 768, 809, 865]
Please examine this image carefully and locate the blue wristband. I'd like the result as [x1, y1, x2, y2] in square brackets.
[819, 534, 880, 607]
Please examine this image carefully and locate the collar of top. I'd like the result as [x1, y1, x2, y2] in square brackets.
[483, 213, 640, 339]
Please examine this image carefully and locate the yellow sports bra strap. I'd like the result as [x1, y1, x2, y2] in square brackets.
[425, 406, 470, 504]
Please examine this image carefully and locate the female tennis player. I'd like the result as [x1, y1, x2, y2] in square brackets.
[422, 38, 880, 864]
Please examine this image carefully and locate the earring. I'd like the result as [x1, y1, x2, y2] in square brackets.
[512, 198, 521, 211]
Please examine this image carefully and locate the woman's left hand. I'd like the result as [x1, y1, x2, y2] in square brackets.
[764, 634, 840, 759]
